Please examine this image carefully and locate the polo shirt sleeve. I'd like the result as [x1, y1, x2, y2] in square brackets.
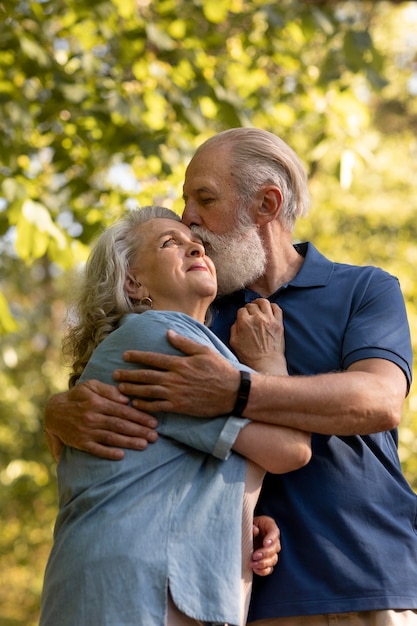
[342, 268, 412, 388]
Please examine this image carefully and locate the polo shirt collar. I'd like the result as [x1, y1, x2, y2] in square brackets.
[289, 242, 334, 288]
[242, 242, 333, 303]
[215, 242, 334, 307]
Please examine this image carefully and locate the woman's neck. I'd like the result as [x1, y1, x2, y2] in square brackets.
[152, 299, 211, 325]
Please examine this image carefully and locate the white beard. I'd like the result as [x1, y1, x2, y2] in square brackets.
[191, 224, 266, 296]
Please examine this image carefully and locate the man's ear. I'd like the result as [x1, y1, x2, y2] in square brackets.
[255, 186, 283, 226]
[125, 275, 149, 301]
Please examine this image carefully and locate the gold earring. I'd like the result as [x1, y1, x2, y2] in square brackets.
[139, 297, 153, 308]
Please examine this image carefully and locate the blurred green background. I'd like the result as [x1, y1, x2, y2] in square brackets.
[1, 0, 417, 623]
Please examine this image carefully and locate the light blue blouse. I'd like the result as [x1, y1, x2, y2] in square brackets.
[40, 312, 251, 626]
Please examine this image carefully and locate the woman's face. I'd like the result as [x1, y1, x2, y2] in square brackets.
[128, 218, 217, 320]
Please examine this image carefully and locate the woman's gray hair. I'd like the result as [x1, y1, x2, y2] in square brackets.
[193, 128, 310, 231]
[64, 205, 180, 387]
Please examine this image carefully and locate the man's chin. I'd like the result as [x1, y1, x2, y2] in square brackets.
[215, 269, 264, 297]
[191, 225, 266, 295]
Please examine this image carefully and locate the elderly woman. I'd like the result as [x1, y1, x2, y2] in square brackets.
[39, 206, 311, 626]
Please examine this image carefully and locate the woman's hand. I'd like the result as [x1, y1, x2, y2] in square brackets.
[230, 298, 288, 375]
[251, 515, 281, 576]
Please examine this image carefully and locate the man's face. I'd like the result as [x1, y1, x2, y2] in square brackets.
[182, 145, 239, 235]
[182, 145, 266, 295]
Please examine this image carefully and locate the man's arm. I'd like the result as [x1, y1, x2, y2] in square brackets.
[43, 299, 286, 461]
[44, 380, 158, 461]
[116, 331, 407, 436]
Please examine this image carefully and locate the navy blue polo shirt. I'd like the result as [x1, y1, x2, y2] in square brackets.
[211, 242, 417, 619]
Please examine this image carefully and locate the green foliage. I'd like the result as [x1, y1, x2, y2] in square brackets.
[0, 293, 18, 333]
[1, 0, 417, 623]
[1, 0, 404, 266]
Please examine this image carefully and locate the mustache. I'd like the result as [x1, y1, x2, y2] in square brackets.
[190, 226, 223, 255]
[190, 225, 235, 248]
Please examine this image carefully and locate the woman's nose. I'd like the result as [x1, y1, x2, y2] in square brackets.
[188, 242, 205, 257]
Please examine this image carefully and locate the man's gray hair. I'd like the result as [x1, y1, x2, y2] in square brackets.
[194, 128, 310, 231]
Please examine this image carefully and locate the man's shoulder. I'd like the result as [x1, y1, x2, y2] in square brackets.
[302, 242, 398, 285]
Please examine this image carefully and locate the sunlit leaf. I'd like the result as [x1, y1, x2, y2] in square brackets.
[19, 36, 51, 67]
[15, 214, 49, 261]
[146, 23, 175, 51]
[0, 293, 18, 333]
[14, 201, 67, 262]
[111, 0, 136, 19]
[202, 0, 229, 24]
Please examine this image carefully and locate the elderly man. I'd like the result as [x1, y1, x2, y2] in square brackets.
[45, 128, 417, 626]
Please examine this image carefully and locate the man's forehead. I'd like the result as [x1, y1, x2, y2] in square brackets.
[183, 148, 237, 204]
[184, 161, 230, 190]
[183, 166, 220, 192]
[186, 145, 229, 175]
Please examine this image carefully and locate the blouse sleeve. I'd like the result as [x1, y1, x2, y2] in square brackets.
[156, 413, 249, 460]
[121, 312, 251, 460]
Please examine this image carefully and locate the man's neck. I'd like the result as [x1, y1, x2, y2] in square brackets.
[247, 241, 304, 298]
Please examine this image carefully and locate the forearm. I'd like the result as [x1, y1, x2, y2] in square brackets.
[117, 336, 407, 437]
[233, 422, 311, 473]
[243, 361, 406, 436]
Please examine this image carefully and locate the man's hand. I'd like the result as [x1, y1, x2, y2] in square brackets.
[44, 380, 159, 462]
[251, 515, 280, 576]
[45, 430, 65, 463]
[230, 299, 288, 375]
[114, 330, 240, 417]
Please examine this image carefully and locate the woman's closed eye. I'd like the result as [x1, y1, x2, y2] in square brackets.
[161, 237, 180, 248]
[161, 236, 206, 251]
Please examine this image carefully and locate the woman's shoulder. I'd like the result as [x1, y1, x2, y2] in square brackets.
[117, 311, 207, 354]
[121, 311, 201, 334]
[120, 312, 239, 362]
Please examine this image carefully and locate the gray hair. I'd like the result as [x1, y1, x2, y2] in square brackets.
[194, 128, 310, 231]
[64, 205, 180, 387]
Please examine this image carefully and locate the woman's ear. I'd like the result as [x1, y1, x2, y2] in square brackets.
[255, 186, 283, 226]
[125, 275, 149, 301]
